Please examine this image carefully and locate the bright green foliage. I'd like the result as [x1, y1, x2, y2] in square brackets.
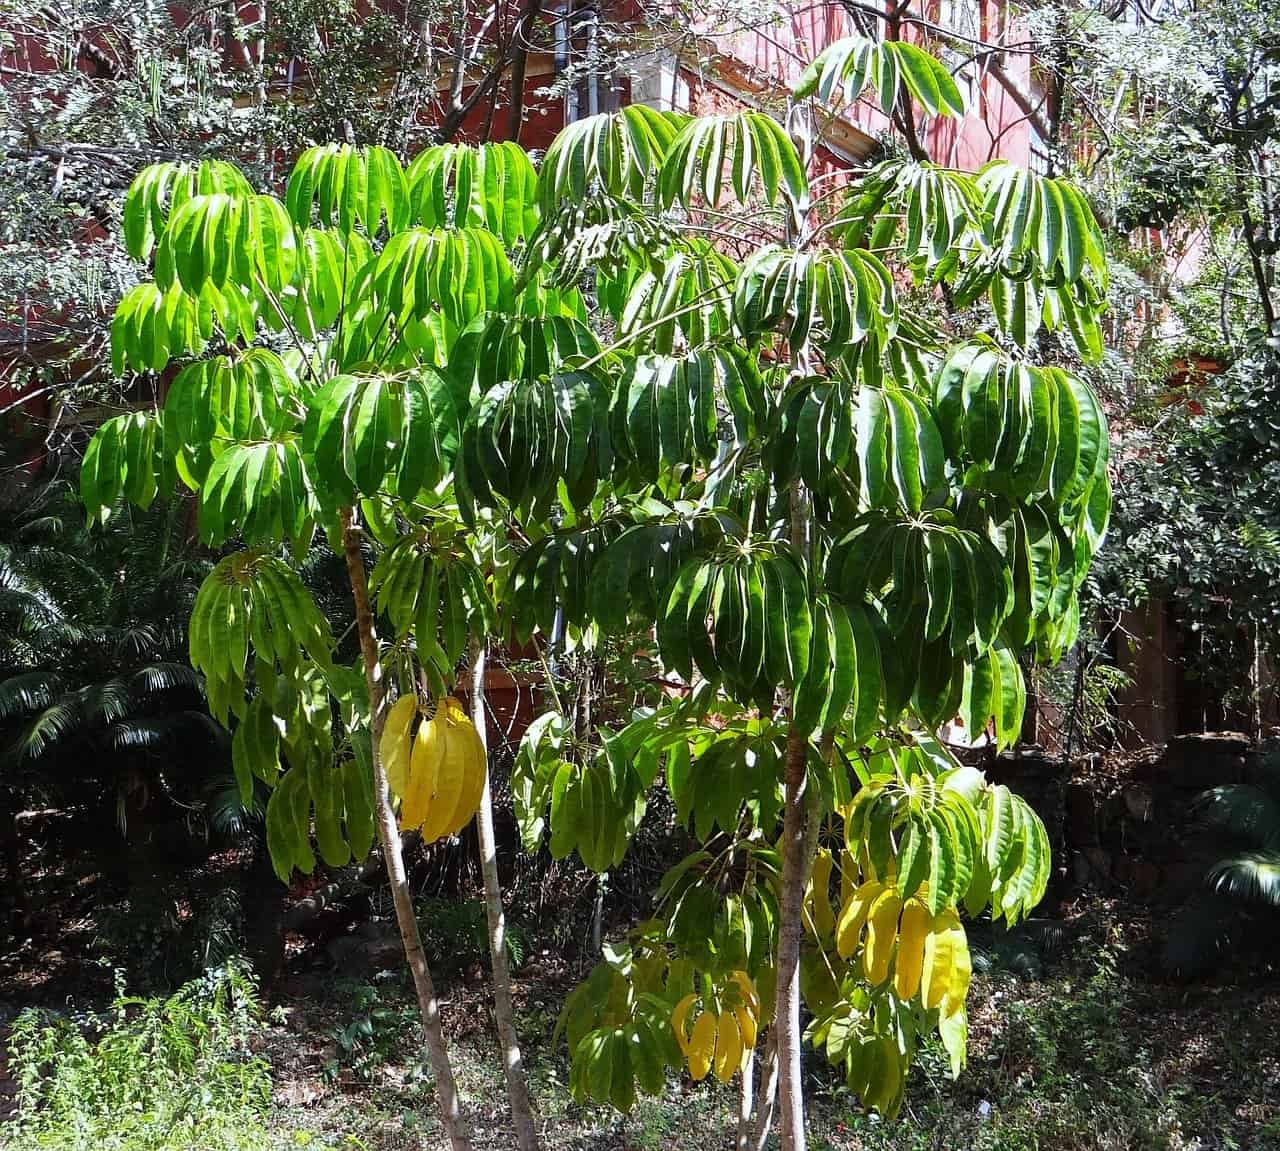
[406, 141, 539, 243]
[7, 963, 276, 1151]
[83, 43, 1111, 1124]
[795, 36, 966, 118]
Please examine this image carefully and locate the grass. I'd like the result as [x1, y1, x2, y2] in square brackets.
[4, 898, 1277, 1150]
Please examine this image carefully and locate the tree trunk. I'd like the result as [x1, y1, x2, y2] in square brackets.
[774, 723, 811, 1151]
[736, 1044, 755, 1151]
[469, 640, 540, 1151]
[751, 1027, 779, 1151]
[591, 875, 605, 954]
[339, 509, 473, 1151]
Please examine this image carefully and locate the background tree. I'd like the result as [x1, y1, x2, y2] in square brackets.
[0, 476, 217, 915]
[1007, 0, 1280, 721]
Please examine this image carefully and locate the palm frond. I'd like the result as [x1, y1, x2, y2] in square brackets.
[130, 662, 205, 698]
[15, 695, 87, 759]
[84, 679, 137, 727]
[0, 671, 64, 719]
[203, 772, 264, 839]
[108, 719, 176, 751]
[1193, 784, 1280, 848]
[1207, 850, 1280, 907]
[115, 623, 164, 661]
[1021, 918, 1070, 956]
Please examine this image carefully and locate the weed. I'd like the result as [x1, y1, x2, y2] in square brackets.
[5, 960, 329, 1151]
[323, 977, 417, 1083]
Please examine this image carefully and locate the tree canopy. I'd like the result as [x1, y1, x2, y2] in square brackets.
[71, 21, 1115, 1145]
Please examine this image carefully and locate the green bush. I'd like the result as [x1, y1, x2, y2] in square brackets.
[6, 961, 292, 1150]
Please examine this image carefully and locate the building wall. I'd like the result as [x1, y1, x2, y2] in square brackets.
[654, 1, 1038, 170]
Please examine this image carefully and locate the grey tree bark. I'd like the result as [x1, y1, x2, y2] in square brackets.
[751, 1028, 779, 1151]
[469, 640, 540, 1151]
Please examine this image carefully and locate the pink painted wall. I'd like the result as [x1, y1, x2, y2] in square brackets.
[681, 1, 1037, 171]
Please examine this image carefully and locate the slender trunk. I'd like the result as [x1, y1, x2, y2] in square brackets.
[590, 877, 604, 955]
[255, 0, 268, 172]
[506, 0, 544, 144]
[775, 719, 811, 1151]
[736, 1045, 755, 1151]
[751, 1027, 779, 1151]
[339, 509, 473, 1151]
[775, 94, 817, 1150]
[469, 640, 540, 1151]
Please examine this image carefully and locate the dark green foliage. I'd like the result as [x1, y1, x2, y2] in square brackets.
[0, 475, 223, 821]
[1162, 750, 1280, 975]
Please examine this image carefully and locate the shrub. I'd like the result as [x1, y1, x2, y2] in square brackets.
[6, 961, 285, 1150]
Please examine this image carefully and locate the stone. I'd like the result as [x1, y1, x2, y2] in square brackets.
[1162, 733, 1249, 790]
[1123, 783, 1155, 823]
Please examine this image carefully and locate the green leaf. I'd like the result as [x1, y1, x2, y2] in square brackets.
[538, 105, 688, 210]
[659, 111, 808, 212]
[796, 37, 964, 118]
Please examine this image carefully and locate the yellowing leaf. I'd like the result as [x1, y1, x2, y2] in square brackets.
[671, 993, 698, 1056]
[837, 879, 883, 960]
[419, 704, 468, 843]
[921, 908, 969, 1011]
[893, 898, 930, 1001]
[730, 970, 760, 1019]
[441, 697, 488, 836]
[810, 848, 836, 938]
[863, 889, 902, 985]
[401, 711, 444, 830]
[380, 694, 417, 799]
[712, 1012, 742, 1083]
[688, 1011, 716, 1081]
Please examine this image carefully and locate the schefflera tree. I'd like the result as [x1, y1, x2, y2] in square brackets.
[508, 35, 1110, 1151]
[78, 35, 1111, 1151]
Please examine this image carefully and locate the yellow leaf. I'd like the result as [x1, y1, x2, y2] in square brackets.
[943, 914, 971, 1014]
[836, 880, 883, 960]
[401, 711, 444, 830]
[893, 898, 929, 1001]
[688, 1011, 716, 1081]
[441, 697, 487, 835]
[921, 907, 966, 1010]
[811, 849, 836, 938]
[419, 701, 468, 843]
[862, 889, 902, 985]
[712, 1012, 742, 1084]
[380, 694, 417, 799]
[730, 970, 760, 1019]
[671, 993, 698, 1056]
[839, 847, 855, 908]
